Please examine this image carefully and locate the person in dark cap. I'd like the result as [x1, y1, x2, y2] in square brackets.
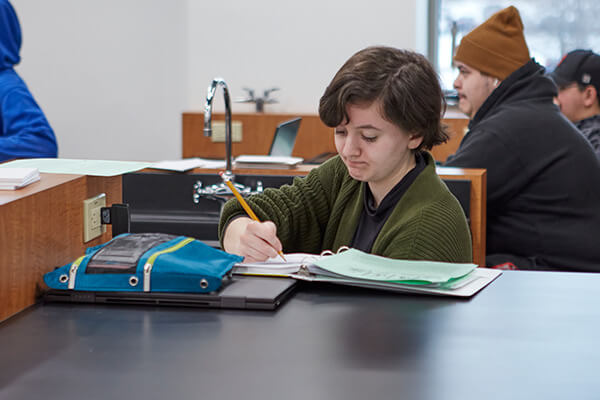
[550, 49, 600, 158]
[0, 0, 57, 161]
[445, 6, 600, 272]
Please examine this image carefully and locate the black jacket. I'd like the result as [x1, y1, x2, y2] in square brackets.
[445, 60, 600, 271]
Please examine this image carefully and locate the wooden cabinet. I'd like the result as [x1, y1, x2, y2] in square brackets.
[0, 174, 121, 322]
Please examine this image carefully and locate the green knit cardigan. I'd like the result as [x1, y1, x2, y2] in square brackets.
[219, 152, 472, 263]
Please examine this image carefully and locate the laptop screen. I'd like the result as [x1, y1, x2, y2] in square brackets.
[269, 117, 301, 156]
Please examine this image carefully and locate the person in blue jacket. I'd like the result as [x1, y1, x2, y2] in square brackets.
[0, 0, 57, 162]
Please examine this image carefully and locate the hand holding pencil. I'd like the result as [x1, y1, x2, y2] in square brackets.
[220, 172, 286, 262]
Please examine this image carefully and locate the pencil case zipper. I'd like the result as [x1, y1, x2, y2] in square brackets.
[143, 237, 195, 292]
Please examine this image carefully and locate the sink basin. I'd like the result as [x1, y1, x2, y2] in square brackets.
[122, 172, 296, 246]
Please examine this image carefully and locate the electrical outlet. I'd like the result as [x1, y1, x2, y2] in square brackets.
[83, 193, 106, 242]
[210, 121, 243, 142]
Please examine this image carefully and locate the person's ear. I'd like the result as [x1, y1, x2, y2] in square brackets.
[582, 86, 597, 107]
[408, 134, 424, 150]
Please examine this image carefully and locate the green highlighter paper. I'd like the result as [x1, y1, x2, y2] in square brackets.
[0, 158, 152, 177]
[311, 249, 477, 285]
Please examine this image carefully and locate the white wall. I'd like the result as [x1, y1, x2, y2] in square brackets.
[10, 0, 424, 161]
[11, 0, 187, 161]
[188, 0, 426, 115]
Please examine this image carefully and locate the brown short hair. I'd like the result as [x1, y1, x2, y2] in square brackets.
[319, 46, 448, 150]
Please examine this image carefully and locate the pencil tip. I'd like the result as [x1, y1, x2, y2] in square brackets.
[279, 251, 287, 262]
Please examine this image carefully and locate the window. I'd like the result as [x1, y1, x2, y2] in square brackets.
[433, 0, 600, 90]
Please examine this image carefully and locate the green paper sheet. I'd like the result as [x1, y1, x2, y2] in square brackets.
[0, 158, 152, 176]
[311, 249, 477, 285]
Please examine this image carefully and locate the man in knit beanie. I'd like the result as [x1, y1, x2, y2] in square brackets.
[445, 6, 600, 272]
[451, 6, 530, 118]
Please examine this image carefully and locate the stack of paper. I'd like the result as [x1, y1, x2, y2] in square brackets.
[0, 167, 40, 190]
[150, 158, 227, 172]
[307, 249, 475, 285]
[234, 155, 303, 169]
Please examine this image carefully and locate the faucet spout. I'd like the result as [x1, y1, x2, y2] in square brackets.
[204, 77, 233, 178]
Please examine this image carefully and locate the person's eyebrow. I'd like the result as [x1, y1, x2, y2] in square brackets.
[355, 124, 383, 131]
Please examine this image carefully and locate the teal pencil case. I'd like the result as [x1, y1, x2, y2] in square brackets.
[44, 233, 243, 293]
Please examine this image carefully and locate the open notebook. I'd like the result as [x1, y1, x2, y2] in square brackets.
[234, 248, 501, 298]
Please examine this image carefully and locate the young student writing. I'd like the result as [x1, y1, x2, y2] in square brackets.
[219, 46, 472, 263]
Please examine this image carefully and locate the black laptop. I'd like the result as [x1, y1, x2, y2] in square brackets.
[44, 276, 297, 311]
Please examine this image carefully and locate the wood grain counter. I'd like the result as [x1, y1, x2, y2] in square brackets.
[0, 173, 121, 322]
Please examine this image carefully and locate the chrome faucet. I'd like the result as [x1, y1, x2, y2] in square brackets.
[193, 179, 263, 205]
[194, 77, 263, 205]
[204, 77, 234, 181]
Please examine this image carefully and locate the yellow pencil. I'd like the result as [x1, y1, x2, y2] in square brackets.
[220, 172, 286, 261]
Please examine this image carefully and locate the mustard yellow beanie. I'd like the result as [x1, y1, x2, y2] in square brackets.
[454, 6, 530, 80]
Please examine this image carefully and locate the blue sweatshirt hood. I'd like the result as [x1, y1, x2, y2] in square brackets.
[0, 0, 21, 70]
